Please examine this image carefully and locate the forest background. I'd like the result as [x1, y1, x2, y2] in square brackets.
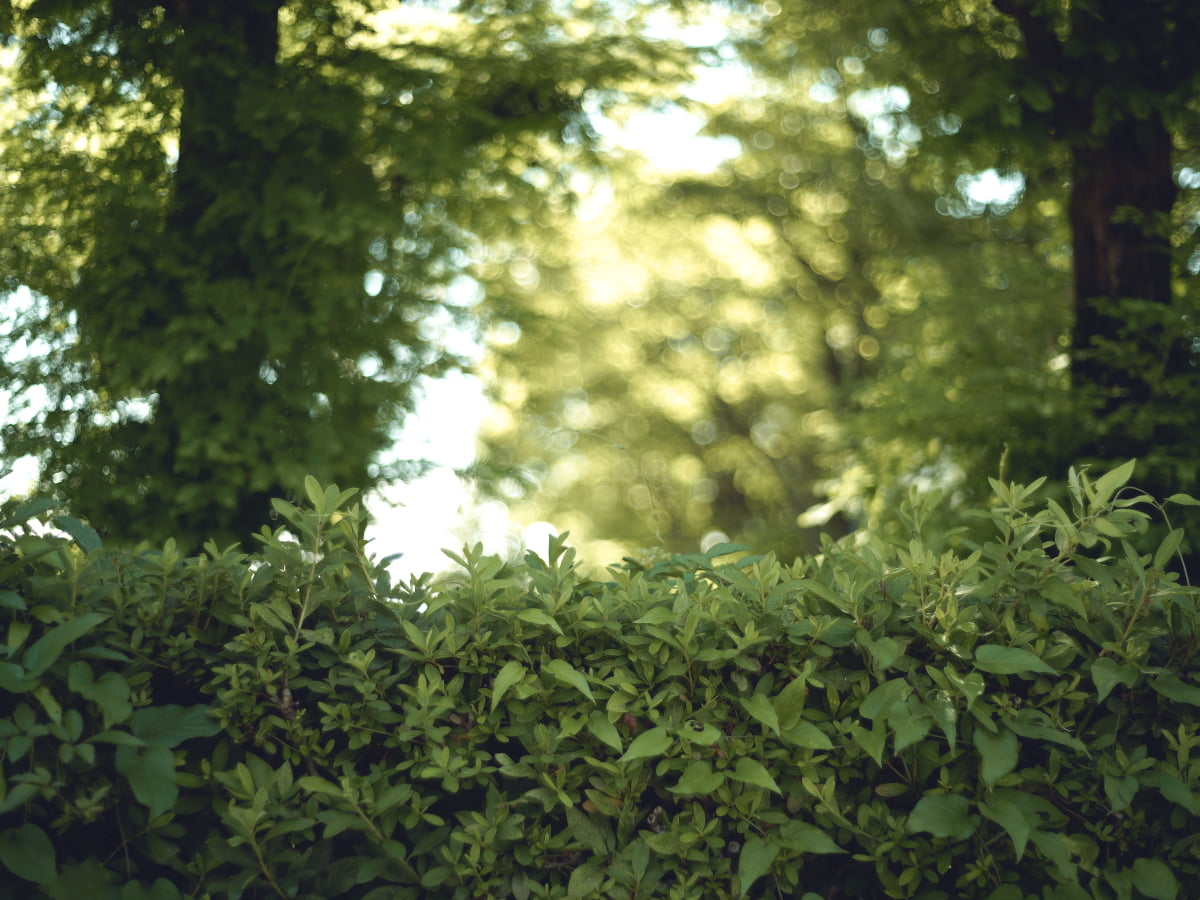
[1, 0, 1198, 575]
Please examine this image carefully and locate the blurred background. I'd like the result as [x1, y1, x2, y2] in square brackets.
[2, 0, 1198, 577]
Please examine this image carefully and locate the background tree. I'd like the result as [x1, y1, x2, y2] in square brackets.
[0, 0, 688, 549]
[479, 4, 1076, 562]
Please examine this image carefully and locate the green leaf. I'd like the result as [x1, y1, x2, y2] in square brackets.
[772, 676, 808, 729]
[669, 760, 725, 795]
[973, 725, 1018, 787]
[737, 837, 780, 896]
[51, 515, 102, 553]
[567, 859, 606, 897]
[1092, 658, 1139, 702]
[1092, 459, 1136, 505]
[1142, 771, 1199, 815]
[544, 658, 594, 701]
[116, 744, 178, 820]
[850, 719, 887, 766]
[973, 645, 1057, 676]
[491, 660, 527, 713]
[860, 678, 911, 719]
[729, 757, 781, 794]
[23, 613, 109, 678]
[742, 693, 780, 735]
[131, 704, 220, 747]
[777, 821, 845, 854]
[1104, 774, 1138, 812]
[586, 710, 623, 752]
[1154, 528, 1185, 570]
[0, 824, 57, 885]
[780, 719, 833, 750]
[1165, 493, 1200, 507]
[517, 608, 564, 634]
[1129, 858, 1178, 900]
[618, 726, 672, 763]
[906, 793, 977, 839]
[1151, 675, 1200, 706]
[118, 879, 185, 900]
[979, 797, 1031, 859]
[68, 661, 133, 729]
[0, 590, 25, 610]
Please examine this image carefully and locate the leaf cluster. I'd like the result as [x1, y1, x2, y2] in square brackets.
[2, 467, 1200, 899]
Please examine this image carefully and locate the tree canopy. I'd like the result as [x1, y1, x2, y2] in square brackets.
[0, 0, 689, 549]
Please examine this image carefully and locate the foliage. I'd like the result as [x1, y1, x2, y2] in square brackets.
[0, 0, 691, 549]
[3, 465, 1200, 899]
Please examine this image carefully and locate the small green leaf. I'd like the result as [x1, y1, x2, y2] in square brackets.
[742, 693, 779, 735]
[0, 824, 57, 885]
[730, 757, 781, 794]
[1165, 493, 1200, 507]
[304, 475, 326, 514]
[737, 837, 780, 896]
[491, 661, 527, 713]
[567, 859, 606, 897]
[906, 793, 977, 839]
[68, 662, 133, 728]
[544, 658, 594, 701]
[0, 590, 25, 610]
[618, 726, 672, 763]
[1104, 774, 1138, 812]
[586, 710, 623, 753]
[669, 760, 725, 795]
[1129, 858, 1177, 900]
[1092, 459, 1136, 505]
[1154, 528, 1185, 570]
[973, 645, 1057, 676]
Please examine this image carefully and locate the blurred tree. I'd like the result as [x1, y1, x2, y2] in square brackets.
[480, 0, 1200, 564]
[0, 0, 688, 548]
[823, 0, 1200, 492]
[480, 42, 1069, 560]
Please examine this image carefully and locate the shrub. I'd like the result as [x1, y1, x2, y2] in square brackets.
[1, 465, 1199, 899]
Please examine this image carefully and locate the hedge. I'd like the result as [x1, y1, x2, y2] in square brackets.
[2, 462, 1199, 899]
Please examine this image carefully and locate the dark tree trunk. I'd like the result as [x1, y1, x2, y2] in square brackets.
[1069, 114, 1179, 408]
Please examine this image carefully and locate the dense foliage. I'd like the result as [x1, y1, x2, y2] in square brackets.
[3, 465, 1200, 899]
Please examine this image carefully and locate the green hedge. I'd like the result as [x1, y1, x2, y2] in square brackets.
[2, 464, 1200, 899]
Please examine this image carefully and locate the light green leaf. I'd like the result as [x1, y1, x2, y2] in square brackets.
[1092, 459, 1136, 505]
[973, 645, 1057, 676]
[491, 661, 527, 713]
[772, 677, 808, 730]
[781, 719, 833, 750]
[587, 710, 623, 752]
[906, 793, 977, 839]
[1154, 528, 1185, 570]
[567, 859, 606, 898]
[544, 658, 594, 701]
[669, 760, 725, 795]
[1165, 493, 1200, 507]
[730, 757, 781, 794]
[1129, 858, 1178, 900]
[634, 607, 677, 625]
[742, 693, 779, 735]
[777, 821, 845, 854]
[850, 719, 887, 766]
[517, 609, 563, 634]
[860, 679, 911, 719]
[737, 837, 780, 896]
[0, 824, 57, 885]
[973, 725, 1018, 787]
[618, 726, 672, 763]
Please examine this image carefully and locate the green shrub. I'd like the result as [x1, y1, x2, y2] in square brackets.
[2, 465, 1199, 899]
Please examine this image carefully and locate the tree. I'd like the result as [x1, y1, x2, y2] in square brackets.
[820, 0, 1200, 488]
[0, 0, 688, 549]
